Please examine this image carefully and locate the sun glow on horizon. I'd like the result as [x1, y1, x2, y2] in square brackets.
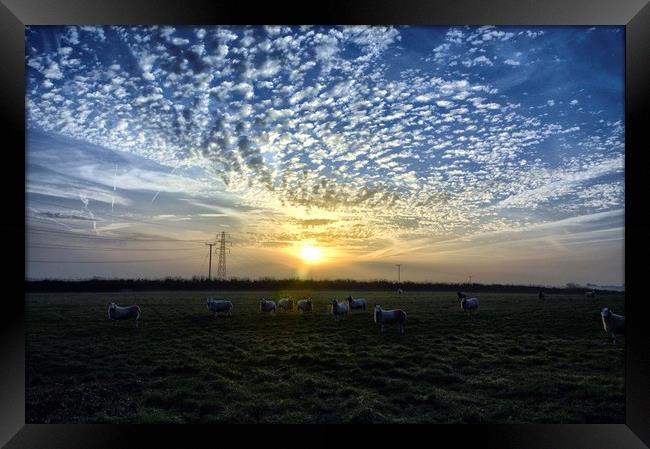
[24, 26, 624, 286]
[299, 243, 322, 264]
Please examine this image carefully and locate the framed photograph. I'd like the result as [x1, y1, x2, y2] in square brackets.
[2, 0, 649, 447]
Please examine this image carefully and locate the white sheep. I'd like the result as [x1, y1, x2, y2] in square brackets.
[373, 304, 407, 335]
[601, 307, 625, 344]
[346, 295, 367, 311]
[260, 298, 276, 313]
[206, 298, 233, 318]
[330, 299, 349, 318]
[277, 298, 294, 312]
[296, 298, 313, 312]
[107, 303, 140, 328]
[460, 297, 479, 313]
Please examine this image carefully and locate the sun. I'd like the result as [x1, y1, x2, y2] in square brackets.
[299, 243, 322, 263]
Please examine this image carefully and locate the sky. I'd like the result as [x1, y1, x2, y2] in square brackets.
[25, 25, 625, 286]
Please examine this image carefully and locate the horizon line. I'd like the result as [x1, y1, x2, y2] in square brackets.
[25, 276, 624, 290]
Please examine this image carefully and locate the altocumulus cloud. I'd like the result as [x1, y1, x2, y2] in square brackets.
[26, 25, 624, 269]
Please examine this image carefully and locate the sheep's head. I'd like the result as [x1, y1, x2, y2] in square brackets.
[373, 304, 381, 322]
[601, 307, 612, 319]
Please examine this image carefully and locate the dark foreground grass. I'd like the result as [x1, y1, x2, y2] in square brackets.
[26, 291, 624, 423]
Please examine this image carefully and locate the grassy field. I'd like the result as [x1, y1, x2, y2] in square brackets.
[26, 290, 625, 423]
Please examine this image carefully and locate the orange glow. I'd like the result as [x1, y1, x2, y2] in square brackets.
[299, 243, 322, 263]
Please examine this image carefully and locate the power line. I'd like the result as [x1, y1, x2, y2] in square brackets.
[199, 246, 210, 274]
[27, 228, 130, 240]
[28, 201, 247, 275]
[26, 217, 207, 238]
[27, 243, 203, 252]
[28, 199, 219, 232]
[27, 255, 201, 264]
[28, 200, 238, 250]
[223, 242, 261, 279]
[26, 227, 209, 242]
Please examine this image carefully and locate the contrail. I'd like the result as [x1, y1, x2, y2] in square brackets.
[111, 164, 117, 217]
[28, 206, 73, 230]
[151, 165, 179, 204]
[79, 194, 98, 235]
[79, 196, 94, 218]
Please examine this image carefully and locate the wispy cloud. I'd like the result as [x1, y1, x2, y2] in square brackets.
[25, 25, 624, 284]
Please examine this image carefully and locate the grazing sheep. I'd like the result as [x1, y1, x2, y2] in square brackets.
[330, 299, 349, 318]
[373, 304, 407, 335]
[278, 298, 294, 312]
[296, 298, 313, 312]
[260, 298, 276, 313]
[457, 291, 467, 300]
[460, 297, 479, 313]
[346, 295, 367, 311]
[586, 290, 596, 298]
[538, 290, 545, 300]
[206, 298, 233, 318]
[107, 302, 140, 328]
[601, 307, 625, 344]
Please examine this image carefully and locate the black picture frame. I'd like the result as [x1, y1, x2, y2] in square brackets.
[2, 0, 649, 447]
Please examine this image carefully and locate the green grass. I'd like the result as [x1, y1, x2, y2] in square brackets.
[26, 290, 624, 423]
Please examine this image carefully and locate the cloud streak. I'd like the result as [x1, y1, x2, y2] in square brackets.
[25, 25, 625, 285]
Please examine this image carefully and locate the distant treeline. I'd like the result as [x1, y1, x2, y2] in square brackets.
[25, 277, 623, 295]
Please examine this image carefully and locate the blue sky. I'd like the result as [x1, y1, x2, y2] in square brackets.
[25, 26, 624, 285]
